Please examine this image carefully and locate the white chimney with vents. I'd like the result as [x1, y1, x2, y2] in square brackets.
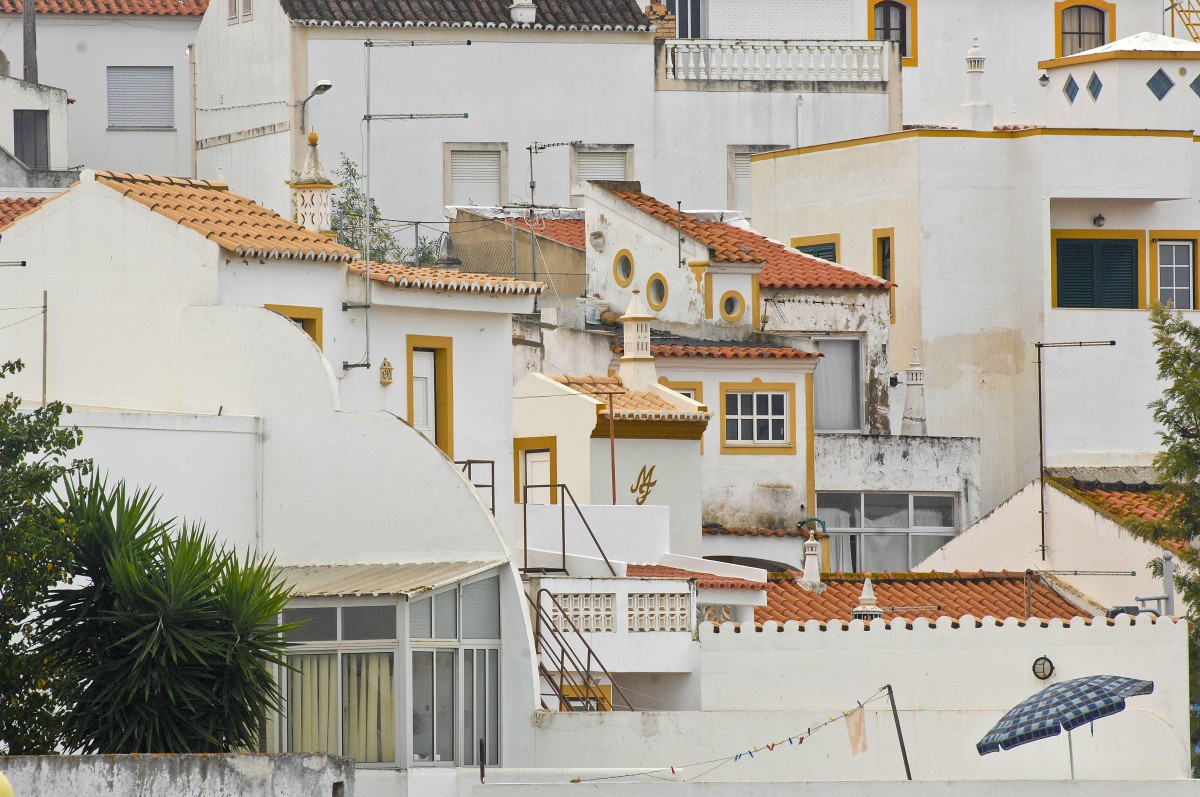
[900, 347, 927, 436]
[961, 37, 993, 132]
[510, 0, 536, 24]
[290, 132, 336, 235]
[852, 578, 884, 622]
[618, 289, 657, 391]
[798, 529, 824, 594]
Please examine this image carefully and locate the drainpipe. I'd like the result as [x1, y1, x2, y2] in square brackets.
[188, 44, 198, 178]
[794, 94, 804, 149]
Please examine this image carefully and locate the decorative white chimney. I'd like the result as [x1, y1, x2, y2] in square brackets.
[290, 132, 336, 235]
[961, 37, 993, 132]
[900, 347, 927, 436]
[510, 0, 536, 24]
[852, 577, 884, 622]
[798, 528, 824, 594]
[618, 289, 658, 390]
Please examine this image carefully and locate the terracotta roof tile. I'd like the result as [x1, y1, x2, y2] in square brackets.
[549, 374, 708, 421]
[615, 331, 819, 360]
[508, 218, 585, 250]
[599, 184, 889, 291]
[703, 526, 820, 538]
[1080, 489, 1177, 523]
[0, 0, 205, 13]
[0, 197, 45, 226]
[626, 563, 764, 591]
[756, 571, 1088, 624]
[351, 262, 544, 295]
[93, 171, 356, 262]
[279, 0, 650, 29]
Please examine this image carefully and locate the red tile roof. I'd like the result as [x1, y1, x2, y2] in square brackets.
[599, 184, 889, 291]
[0, 197, 45, 226]
[703, 526, 822, 538]
[279, 0, 650, 29]
[626, 563, 765, 591]
[92, 171, 356, 261]
[550, 374, 708, 422]
[352, 262, 544, 295]
[1079, 489, 1177, 523]
[508, 217, 585, 250]
[0, 0, 205, 14]
[651, 344, 817, 359]
[756, 571, 1088, 624]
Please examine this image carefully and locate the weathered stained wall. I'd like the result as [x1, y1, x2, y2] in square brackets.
[0, 754, 353, 797]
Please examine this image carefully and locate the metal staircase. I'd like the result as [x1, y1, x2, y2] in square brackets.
[1170, 1, 1200, 43]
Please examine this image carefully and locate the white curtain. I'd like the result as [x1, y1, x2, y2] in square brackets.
[343, 652, 396, 763]
[814, 340, 861, 430]
[287, 654, 338, 755]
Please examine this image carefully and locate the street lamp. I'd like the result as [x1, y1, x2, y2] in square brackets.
[299, 79, 333, 132]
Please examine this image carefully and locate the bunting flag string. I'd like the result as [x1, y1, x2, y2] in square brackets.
[572, 686, 890, 784]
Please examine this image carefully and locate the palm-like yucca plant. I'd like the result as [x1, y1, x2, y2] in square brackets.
[38, 475, 294, 753]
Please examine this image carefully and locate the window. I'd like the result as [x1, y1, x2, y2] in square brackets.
[13, 110, 48, 170]
[792, 234, 840, 263]
[445, 144, 506, 207]
[1054, 237, 1140, 309]
[572, 146, 632, 186]
[869, 0, 916, 66]
[813, 338, 862, 432]
[613, 249, 634, 288]
[264, 304, 323, 349]
[666, 0, 704, 38]
[719, 290, 745, 323]
[873, 228, 895, 323]
[1060, 4, 1106, 57]
[731, 152, 751, 215]
[407, 335, 454, 457]
[514, 435, 557, 504]
[817, 492, 957, 572]
[646, 273, 668, 311]
[719, 379, 795, 454]
[410, 577, 501, 767]
[107, 66, 174, 130]
[1158, 240, 1194, 310]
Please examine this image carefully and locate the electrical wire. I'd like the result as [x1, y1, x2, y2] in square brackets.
[0, 312, 43, 331]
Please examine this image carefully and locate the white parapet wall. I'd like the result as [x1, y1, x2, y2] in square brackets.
[0, 754, 353, 797]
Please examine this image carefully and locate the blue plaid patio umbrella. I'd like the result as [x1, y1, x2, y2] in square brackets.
[977, 675, 1154, 773]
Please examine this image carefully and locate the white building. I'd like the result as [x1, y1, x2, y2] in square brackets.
[0, 73, 77, 194]
[0, 0, 202, 176]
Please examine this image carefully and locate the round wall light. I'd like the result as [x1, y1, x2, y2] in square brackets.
[1032, 655, 1055, 680]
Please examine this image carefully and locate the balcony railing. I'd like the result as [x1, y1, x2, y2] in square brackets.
[664, 39, 890, 83]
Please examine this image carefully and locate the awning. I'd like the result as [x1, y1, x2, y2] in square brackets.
[276, 560, 506, 598]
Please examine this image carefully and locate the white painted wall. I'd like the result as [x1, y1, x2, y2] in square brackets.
[705, 0, 854, 40]
[522, 504, 671, 566]
[0, 15, 198, 176]
[0, 74, 68, 169]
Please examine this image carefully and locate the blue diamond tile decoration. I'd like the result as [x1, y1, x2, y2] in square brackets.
[1148, 68, 1175, 100]
[1086, 71, 1102, 100]
[1190, 73, 1200, 98]
[1063, 74, 1079, 104]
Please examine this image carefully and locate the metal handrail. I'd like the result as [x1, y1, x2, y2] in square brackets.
[521, 483, 616, 576]
[455, 459, 496, 515]
[525, 587, 634, 711]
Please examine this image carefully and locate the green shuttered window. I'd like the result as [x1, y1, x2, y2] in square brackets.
[1056, 238, 1138, 308]
[797, 242, 837, 262]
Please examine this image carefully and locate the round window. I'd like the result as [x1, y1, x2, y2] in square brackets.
[647, 274, 668, 310]
[613, 250, 634, 287]
[719, 291, 745, 322]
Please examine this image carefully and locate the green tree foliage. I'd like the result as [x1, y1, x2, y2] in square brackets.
[39, 475, 294, 753]
[330, 156, 442, 265]
[0, 359, 87, 754]
[1141, 303, 1200, 773]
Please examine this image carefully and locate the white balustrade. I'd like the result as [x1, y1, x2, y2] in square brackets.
[550, 592, 615, 633]
[628, 592, 691, 633]
[664, 39, 890, 84]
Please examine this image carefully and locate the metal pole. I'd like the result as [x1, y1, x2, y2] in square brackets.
[40, 289, 47, 405]
[1025, 569, 1033, 620]
[1036, 342, 1047, 561]
[884, 684, 912, 781]
[1068, 729, 1075, 780]
[414, 222, 420, 265]
[22, 0, 36, 84]
[1164, 551, 1176, 615]
[608, 394, 617, 505]
[479, 738, 485, 782]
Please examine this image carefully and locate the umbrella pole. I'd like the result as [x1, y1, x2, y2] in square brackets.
[885, 684, 913, 781]
[1068, 730, 1075, 781]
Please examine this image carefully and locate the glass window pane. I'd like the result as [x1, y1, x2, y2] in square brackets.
[342, 605, 398, 640]
[756, 418, 770, 440]
[1161, 267, 1176, 288]
[740, 419, 753, 440]
[740, 393, 754, 413]
[283, 607, 336, 642]
[410, 597, 432, 639]
[487, 649, 499, 765]
[861, 533, 909, 572]
[756, 393, 769, 414]
[864, 493, 909, 528]
[771, 418, 785, 440]
[771, 393, 784, 415]
[725, 419, 739, 440]
[412, 651, 434, 762]
[912, 495, 954, 527]
[463, 650, 476, 766]
[434, 589, 458, 639]
[435, 650, 456, 763]
[817, 492, 861, 528]
[910, 534, 956, 567]
[343, 652, 395, 763]
[462, 576, 501, 639]
[287, 653, 338, 755]
[725, 393, 738, 414]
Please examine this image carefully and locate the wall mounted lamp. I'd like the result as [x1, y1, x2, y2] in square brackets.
[1032, 655, 1055, 680]
[1093, 214, 1106, 228]
[1039, 73, 1050, 87]
[300, 79, 333, 132]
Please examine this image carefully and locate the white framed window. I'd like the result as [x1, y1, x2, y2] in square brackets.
[1061, 4, 1107, 57]
[724, 391, 788, 445]
[228, 0, 252, 24]
[727, 145, 785, 218]
[572, 145, 633, 186]
[813, 338, 863, 432]
[445, 143, 507, 207]
[666, 0, 704, 38]
[818, 492, 958, 572]
[107, 66, 174, 130]
[1158, 240, 1194, 310]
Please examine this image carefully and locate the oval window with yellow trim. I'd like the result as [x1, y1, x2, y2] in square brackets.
[719, 291, 746, 323]
[613, 249, 634, 287]
[646, 273, 668, 311]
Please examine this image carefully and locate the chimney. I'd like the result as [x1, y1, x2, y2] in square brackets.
[900, 347, 927, 436]
[510, 0, 536, 24]
[798, 529, 824, 594]
[618, 289, 658, 390]
[644, 2, 676, 39]
[290, 132, 337, 236]
[852, 577, 885, 622]
[961, 37, 993, 131]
